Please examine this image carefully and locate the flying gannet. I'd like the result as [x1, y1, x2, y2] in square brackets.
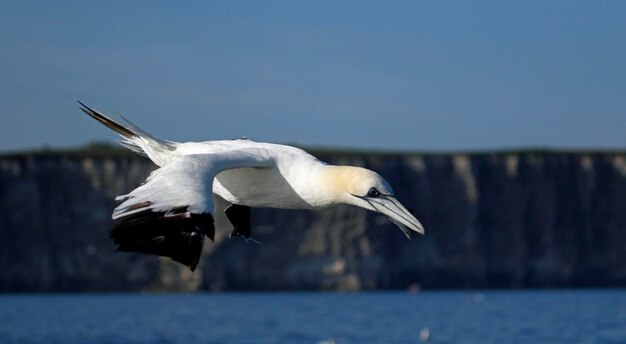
[79, 102, 424, 271]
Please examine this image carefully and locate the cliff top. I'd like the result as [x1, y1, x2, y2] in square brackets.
[0, 142, 624, 160]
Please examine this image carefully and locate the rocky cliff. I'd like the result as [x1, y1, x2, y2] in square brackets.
[1, 147, 625, 292]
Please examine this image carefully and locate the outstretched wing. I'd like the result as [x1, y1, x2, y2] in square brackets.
[78, 101, 177, 166]
[110, 149, 274, 271]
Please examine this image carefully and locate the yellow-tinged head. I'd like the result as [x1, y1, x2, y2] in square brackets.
[321, 166, 425, 238]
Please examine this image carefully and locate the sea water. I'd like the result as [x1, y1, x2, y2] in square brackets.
[0, 290, 624, 343]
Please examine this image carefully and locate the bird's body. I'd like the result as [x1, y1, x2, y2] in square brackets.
[79, 102, 424, 271]
[195, 139, 328, 209]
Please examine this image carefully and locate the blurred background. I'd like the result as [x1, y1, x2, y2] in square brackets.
[1, 1, 625, 343]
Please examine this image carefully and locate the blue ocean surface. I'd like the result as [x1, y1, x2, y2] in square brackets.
[0, 290, 624, 344]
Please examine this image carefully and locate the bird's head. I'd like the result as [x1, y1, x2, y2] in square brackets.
[322, 166, 425, 238]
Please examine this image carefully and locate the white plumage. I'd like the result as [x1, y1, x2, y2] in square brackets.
[80, 102, 424, 271]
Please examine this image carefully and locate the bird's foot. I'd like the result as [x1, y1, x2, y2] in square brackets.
[245, 237, 261, 245]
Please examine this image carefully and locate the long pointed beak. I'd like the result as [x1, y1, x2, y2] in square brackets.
[368, 196, 425, 239]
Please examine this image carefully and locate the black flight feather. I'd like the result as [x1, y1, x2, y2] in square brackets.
[110, 204, 215, 271]
[78, 100, 135, 138]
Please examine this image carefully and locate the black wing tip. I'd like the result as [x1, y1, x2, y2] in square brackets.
[110, 206, 214, 272]
[78, 101, 135, 138]
[77, 100, 91, 115]
[77, 100, 94, 114]
[112, 232, 204, 271]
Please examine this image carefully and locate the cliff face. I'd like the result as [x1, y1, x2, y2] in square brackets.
[1, 149, 625, 292]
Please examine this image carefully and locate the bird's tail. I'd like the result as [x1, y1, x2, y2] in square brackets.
[78, 101, 176, 166]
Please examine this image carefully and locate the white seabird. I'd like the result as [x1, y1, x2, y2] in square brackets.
[79, 102, 424, 271]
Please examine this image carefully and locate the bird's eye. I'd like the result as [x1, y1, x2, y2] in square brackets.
[367, 187, 380, 197]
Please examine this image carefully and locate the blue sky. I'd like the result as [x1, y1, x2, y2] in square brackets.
[1, 1, 625, 152]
